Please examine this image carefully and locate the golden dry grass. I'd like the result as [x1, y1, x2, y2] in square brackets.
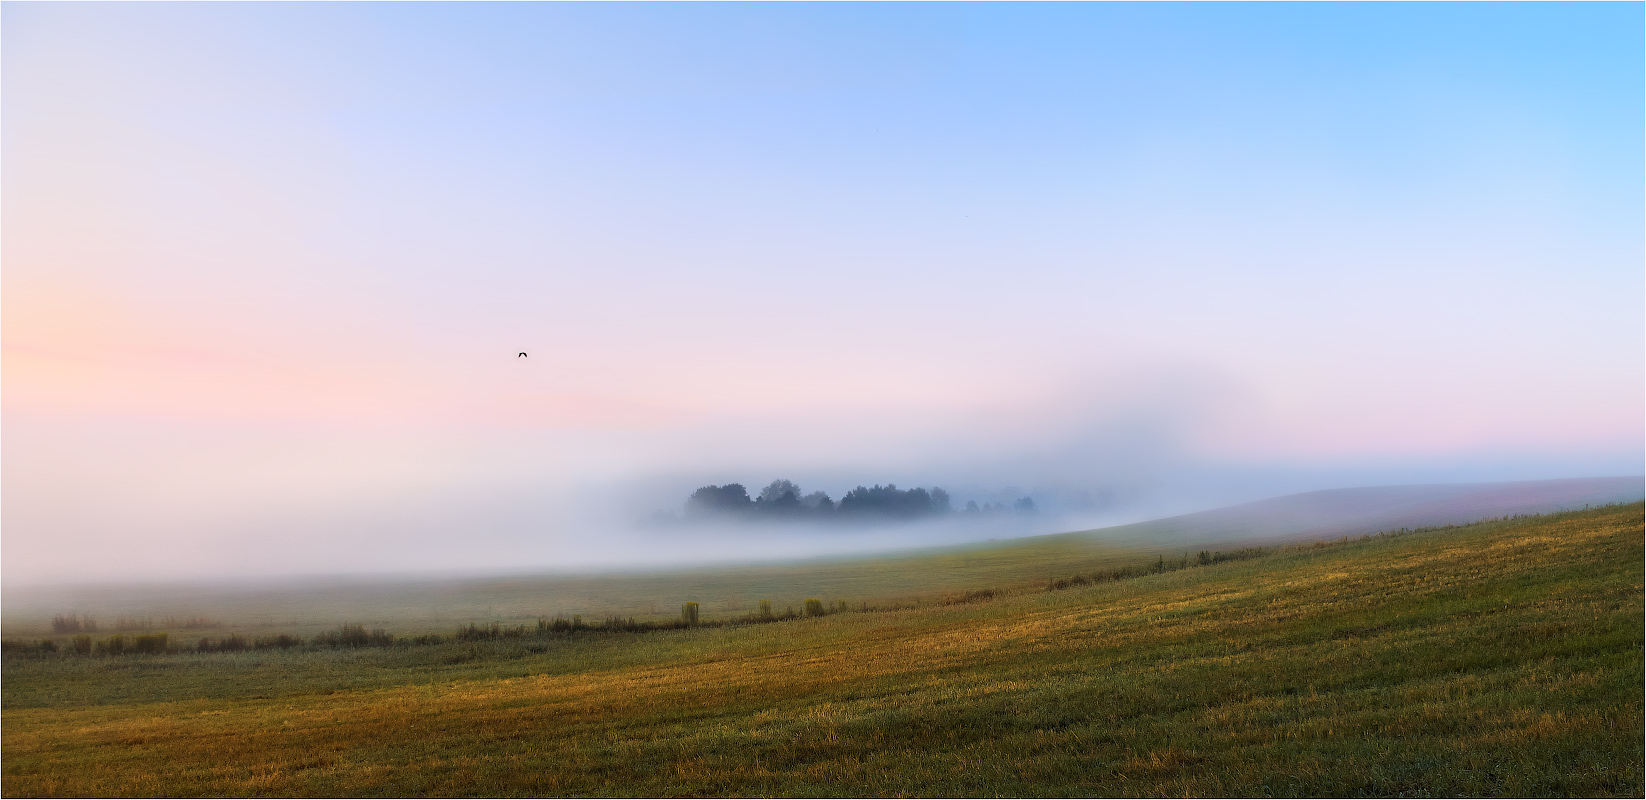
[4, 504, 1641, 797]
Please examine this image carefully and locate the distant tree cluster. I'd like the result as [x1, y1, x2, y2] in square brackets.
[682, 479, 1033, 523]
[961, 496, 1037, 516]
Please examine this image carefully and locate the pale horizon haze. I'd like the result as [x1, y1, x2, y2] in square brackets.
[4, 3, 1642, 584]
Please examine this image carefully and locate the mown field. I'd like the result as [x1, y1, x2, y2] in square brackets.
[3, 503, 1641, 797]
[0, 530, 1169, 639]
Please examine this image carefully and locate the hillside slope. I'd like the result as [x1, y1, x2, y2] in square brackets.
[4, 477, 1639, 633]
[3, 503, 1641, 797]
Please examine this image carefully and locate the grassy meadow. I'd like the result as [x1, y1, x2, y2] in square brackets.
[3, 503, 1641, 797]
[8, 479, 1637, 639]
[0, 532, 1170, 640]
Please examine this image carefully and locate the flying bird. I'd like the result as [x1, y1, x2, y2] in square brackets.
[518, 352, 528, 358]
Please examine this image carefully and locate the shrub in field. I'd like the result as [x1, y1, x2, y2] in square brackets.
[132, 633, 168, 654]
[1048, 546, 1280, 592]
[758, 600, 773, 621]
[253, 634, 302, 650]
[50, 614, 96, 634]
[72, 635, 92, 656]
[0, 640, 52, 657]
[198, 634, 248, 653]
[455, 623, 529, 641]
[96, 636, 125, 656]
[803, 598, 825, 617]
[456, 623, 499, 642]
[313, 624, 393, 648]
[681, 602, 700, 626]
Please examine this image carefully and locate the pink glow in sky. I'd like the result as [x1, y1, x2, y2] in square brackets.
[4, 4, 1641, 583]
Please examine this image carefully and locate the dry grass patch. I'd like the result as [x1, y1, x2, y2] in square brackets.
[4, 504, 1641, 797]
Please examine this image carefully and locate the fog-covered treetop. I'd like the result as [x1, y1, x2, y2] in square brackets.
[681, 479, 1034, 523]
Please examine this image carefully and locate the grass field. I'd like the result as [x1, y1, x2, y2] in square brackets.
[9, 477, 1637, 640]
[0, 531, 1170, 639]
[3, 503, 1641, 797]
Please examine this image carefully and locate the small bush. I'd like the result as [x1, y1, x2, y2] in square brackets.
[456, 623, 500, 642]
[132, 633, 168, 654]
[51, 614, 96, 634]
[681, 602, 700, 626]
[199, 634, 248, 653]
[803, 598, 825, 617]
[314, 624, 393, 648]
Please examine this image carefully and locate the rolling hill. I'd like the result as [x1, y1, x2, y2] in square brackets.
[3, 477, 1639, 636]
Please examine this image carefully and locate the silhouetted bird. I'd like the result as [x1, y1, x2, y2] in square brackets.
[518, 352, 528, 358]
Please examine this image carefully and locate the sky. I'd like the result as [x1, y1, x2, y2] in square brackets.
[4, 3, 1642, 584]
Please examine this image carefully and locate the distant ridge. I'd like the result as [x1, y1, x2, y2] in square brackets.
[1066, 476, 1645, 550]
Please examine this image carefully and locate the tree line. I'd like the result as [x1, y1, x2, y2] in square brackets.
[682, 479, 1036, 522]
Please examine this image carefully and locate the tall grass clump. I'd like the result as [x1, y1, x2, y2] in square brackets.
[50, 614, 96, 634]
[196, 634, 247, 653]
[312, 624, 393, 648]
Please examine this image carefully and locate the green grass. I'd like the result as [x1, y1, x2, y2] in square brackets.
[3, 504, 1641, 797]
[1, 529, 1175, 638]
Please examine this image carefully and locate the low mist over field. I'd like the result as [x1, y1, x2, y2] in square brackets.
[4, 8, 1642, 797]
[5, 477, 1638, 636]
[4, 4, 1642, 586]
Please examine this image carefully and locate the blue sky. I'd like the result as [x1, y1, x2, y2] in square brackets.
[4, 2, 1641, 581]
